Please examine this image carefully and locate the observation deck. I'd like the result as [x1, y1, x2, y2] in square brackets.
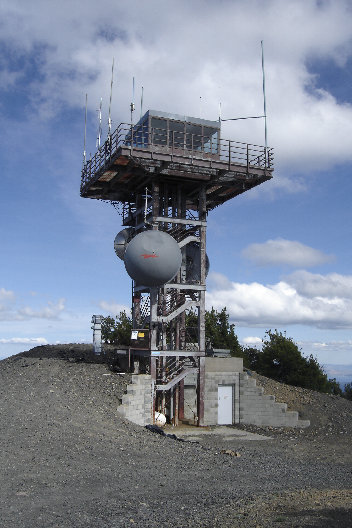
[80, 109, 273, 211]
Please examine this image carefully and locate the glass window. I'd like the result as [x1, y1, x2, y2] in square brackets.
[151, 118, 168, 146]
[186, 124, 202, 150]
[168, 121, 185, 148]
[203, 129, 218, 154]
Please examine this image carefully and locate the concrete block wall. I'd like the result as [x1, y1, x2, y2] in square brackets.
[203, 358, 242, 426]
[204, 370, 240, 426]
[116, 359, 310, 429]
[239, 373, 310, 428]
[117, 374, 152, 426]
[184, 371, 197, 422]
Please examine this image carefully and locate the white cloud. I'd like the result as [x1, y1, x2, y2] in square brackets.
[242, 336, 262, 347]
[242, 238, 334, 267]
[206, 271, 352, 329]
[285, 270, 352, 299]
[98, 300, 130, 315]
[1, 0, 352, 175]
[0, 289, 65, 321]
[0, 288, 16, 316]
[0, 337, 48, 345]
[15, 299, 65, 320]
[299, 341, 352, 366]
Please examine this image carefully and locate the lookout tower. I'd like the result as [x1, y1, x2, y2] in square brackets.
[81, 108, 273, 425]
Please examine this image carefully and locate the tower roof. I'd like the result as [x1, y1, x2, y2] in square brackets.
[137, 109, 221, 130]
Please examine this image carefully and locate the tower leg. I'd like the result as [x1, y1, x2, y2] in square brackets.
[179, 379, 185, 421]
[173, 385, 179, 426]
[150, 287, 158, 350]
[197, 356, 205, 426]
[150, 357, 157, 423]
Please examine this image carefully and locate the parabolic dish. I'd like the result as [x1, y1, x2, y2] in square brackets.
[184, 242, 210, 282]
[124, 230, 182, 287]
[114, 228, 132, 260]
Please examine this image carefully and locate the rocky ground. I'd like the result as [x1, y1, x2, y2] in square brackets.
[1, 344, 351, 527]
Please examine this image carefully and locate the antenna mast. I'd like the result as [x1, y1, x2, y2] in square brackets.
[140, 86, 144, 120]
[96, 97, 102, 148]
[83, 93, 88, 166]
[108, 58, 114, 141]
[130, 76, 135, 124]
[144, 186, 149, 224]
[261, 40, 268, 149]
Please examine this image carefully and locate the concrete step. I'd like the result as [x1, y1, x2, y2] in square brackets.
[239, 374, 310, 429]
[131, 374, 152, 385]
[126, 386, 149, 395]
[297, 419, 310, 428]
[239, 387, 264, 395]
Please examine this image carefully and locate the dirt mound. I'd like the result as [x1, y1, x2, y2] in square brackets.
[248, 370, 352, 437]
[1, 344, 351, 528]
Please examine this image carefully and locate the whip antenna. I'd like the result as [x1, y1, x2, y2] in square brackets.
[108, 58, 114, 140]
[221, 42, 268, 136]
[96, 97, 102, 148]
[140, 86, 144, 120]
[144, 186, 148, 224]
[130, 77, 135, 125]
[83, 93, 88, 166]
[261, 40, 268, 149]
[130, 76, 135, 124]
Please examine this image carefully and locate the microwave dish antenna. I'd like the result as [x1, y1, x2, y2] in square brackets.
[114, 228, 133, 260]
[184, 242, 210, 283]
[124, 230, 182, 287]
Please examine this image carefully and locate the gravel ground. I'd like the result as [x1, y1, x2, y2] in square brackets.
[1, 344, 351, 528]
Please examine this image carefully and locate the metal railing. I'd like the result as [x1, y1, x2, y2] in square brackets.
[156, 356, 197, 385]
[81, 122, 274, 190]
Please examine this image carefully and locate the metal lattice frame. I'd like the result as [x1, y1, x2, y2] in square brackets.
[81, 112, 273, 426]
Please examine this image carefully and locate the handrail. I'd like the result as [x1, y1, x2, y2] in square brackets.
[156, 356, 198, 385]
[81, 122, 274, 191]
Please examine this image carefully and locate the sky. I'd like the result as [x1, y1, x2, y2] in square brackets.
[1, 0, 352, 377]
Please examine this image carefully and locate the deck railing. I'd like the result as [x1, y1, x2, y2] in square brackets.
[81, 122, 274, 189]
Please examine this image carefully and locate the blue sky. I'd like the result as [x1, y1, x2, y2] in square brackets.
[1, 0, 352, 375]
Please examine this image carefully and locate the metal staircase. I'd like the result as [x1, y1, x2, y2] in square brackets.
[155, 356, 198, 391]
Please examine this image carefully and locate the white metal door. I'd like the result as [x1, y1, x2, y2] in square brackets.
[218, 385, 233, 425]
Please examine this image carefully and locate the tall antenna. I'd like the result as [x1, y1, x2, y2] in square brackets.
[144, 186, 149, 224]
[140, 86, 144, 120]
[220, 42, 268, 135]
[261, 40, 268, 149]
[218, 101, 222, 123]
[108, 58, 114, 140]
[96, 97, 102, 148]
[83, 93, 88, 166]
[130, 76, 135, 124]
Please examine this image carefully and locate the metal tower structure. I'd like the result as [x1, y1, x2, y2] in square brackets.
[81, 109, 273, 425]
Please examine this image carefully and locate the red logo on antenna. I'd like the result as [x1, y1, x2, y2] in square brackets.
[141, 254, 159, 259]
